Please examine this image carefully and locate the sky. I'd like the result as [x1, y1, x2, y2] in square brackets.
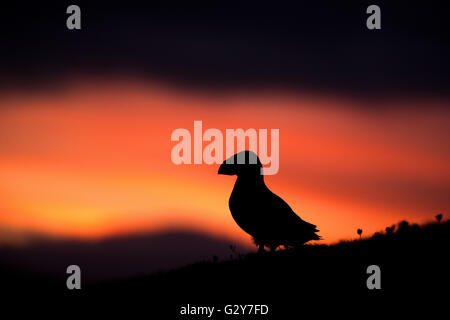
[1, 79, 449, 246]
[0, 1, 449, 249]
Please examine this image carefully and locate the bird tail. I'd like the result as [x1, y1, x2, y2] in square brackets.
[310, 224, 321, 240]
[312, 233, 321, 240]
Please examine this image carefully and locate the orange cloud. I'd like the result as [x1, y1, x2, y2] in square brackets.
[0, 79, 449, 245]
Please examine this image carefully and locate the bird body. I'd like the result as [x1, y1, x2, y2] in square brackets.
[219, 151, 320, 251]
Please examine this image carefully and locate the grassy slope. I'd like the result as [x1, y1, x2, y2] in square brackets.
[90, 220, 448, 316]
[3, 220, 448, 316]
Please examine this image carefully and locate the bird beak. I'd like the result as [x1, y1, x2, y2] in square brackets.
[218, 161, 233, 175]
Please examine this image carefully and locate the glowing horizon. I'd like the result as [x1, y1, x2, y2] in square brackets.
[1, 79, 449, 246]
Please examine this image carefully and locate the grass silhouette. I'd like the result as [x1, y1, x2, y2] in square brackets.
[90, 219, 448, 313]
[2, 219, 448, 316]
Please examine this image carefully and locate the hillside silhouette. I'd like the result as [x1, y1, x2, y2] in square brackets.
[0, 230, 250, 283]
[3, 219, 448, 317]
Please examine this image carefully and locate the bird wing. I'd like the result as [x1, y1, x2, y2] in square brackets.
[261, 188, 319, 235]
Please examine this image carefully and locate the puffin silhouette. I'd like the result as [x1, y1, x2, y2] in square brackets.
[218, 151, 320, 252]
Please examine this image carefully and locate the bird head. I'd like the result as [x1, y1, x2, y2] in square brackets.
[218, 151, 263, 176]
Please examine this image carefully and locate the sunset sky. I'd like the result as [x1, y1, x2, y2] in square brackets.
[0, 1, 449, 250]
[1, 79, 449, 246]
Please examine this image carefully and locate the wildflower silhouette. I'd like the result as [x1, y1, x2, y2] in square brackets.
[357, 228, 362, 239]
[436, 213, 443, 223]
[387, 224, 396, 234]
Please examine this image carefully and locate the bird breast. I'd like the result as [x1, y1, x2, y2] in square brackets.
[228, 181, 265, 236]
